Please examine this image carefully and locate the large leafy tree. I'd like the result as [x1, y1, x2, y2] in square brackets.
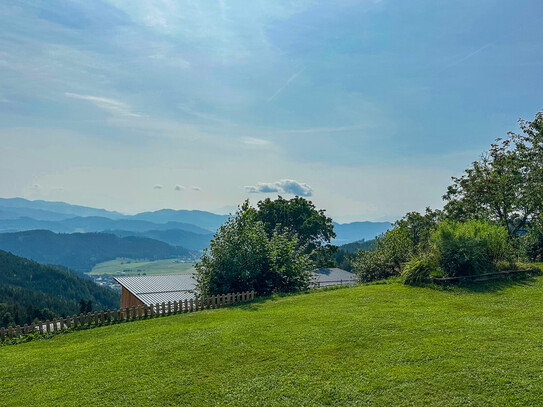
[443, 110, 543, 239]
[195, 201, 314, 296]
[255, 196, 336, 266]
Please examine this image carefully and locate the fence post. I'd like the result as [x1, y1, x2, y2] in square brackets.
[0, 327, 5, 341]
[45, 320, 51, 333]
[189, 299, 194, 312]
[168, 302, 172, 315]
[15, 325, 21, 337]
[8, 326, 13, 339]
[173, 301, 178, 313]
[59, 317, 64, 331]
[30, 323, 35, 334]
[182, 299, 187, 312]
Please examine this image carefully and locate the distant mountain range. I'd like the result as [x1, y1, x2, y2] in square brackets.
[0, 198, 392, 266]
[0, 230, 196, 272]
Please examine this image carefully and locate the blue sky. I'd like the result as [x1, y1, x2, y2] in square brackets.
[1, 0, 542, 221]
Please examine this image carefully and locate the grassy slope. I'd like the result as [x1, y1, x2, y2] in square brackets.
[2, 276, 543, 406]
[89, 258, 196, 276]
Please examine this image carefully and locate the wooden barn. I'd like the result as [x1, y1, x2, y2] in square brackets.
[113, 274, 197, 308]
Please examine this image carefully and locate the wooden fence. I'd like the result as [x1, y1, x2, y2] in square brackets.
[0, 290, 255, 343]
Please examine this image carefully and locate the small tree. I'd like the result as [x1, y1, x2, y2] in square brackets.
[444, 110, 543, 239]
[195, 201, 314, 296]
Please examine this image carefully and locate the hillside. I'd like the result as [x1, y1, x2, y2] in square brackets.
[106, 229, 213, 251]
[2, 276, 543, 405]
[0, 250, 119, 327]
[0, 230, 196, 272]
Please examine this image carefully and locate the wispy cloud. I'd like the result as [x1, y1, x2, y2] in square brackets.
[65, 92, 141, 117]
[445, 41, 496, 68]
[174, 184, 185, 191]
[268, 68, 305, 102]
[191, 186, 201, 191]
[277, 125, 366, 135]
[245, 179, 313, 197]
[241, 137, 272, 146]
[153, 184, 163, 189]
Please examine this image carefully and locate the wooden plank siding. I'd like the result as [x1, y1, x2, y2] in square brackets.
[121, 286, 144, 309]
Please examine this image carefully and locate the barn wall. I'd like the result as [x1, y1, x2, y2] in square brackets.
[121, 287, 144, 308]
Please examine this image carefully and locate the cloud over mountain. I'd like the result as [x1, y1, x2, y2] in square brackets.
[245, 179, 313, 197]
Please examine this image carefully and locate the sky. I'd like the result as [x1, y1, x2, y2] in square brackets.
[1, 0, 542, 222]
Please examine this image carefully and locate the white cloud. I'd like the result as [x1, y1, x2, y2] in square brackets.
[153, 184, 163, 189]
[65, 92, 140, 117]
[174, 184, 185, 191]
[191, 186, 201, 191]
[245, 179, 312, 197]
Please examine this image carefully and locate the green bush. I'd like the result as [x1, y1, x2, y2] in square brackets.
[401, 255, 440, 285]
[431, 220, 509, 277]
[352, 228, 414, 282]
[522, 217, 543, 262]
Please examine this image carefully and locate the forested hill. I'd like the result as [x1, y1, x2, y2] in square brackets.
[0, 230, 196, 272]
[0, 250, 119, 327]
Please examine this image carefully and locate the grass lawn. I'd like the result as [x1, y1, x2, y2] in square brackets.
[89, 258, 196, 276]
[2, 275, 543, 406]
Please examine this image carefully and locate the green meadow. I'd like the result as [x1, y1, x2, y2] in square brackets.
[89, 258, 196, 276]
[2, 272, 543, 406]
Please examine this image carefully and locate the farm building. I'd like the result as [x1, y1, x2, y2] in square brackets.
[312, 268, 356, 287]
[114, 274, 197, 308]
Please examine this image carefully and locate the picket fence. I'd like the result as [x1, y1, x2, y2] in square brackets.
[0, 290, 255, 343]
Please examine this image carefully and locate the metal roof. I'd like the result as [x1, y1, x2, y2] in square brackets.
[113, 274, 197, 306]
[312, 268, 356, 283]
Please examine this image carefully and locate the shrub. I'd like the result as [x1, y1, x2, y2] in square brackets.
[352, 227, 414, 282]
[431, 220, 509, 277]
[401, 254, 440, 285]
[522, 217, 543, 262]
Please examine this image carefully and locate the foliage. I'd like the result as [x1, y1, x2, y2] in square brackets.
[330, 239, 375, 271]
[401, 254, 440, 285]
[0, 250, 119, 328]
[395, 208, 442, 251]
[255, 196, 336, 267]
[3, 279, 543, 405]
[430, 220, 509, 277]
[443, 110, 543, 239]
[195, 201, 313, 295]
[522, 216, 543, 262]
[352, 228, 414, 282]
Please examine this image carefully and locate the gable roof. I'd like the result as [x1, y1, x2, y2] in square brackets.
[113, 274, 197, 306]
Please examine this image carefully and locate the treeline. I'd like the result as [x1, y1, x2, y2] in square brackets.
[0, 250, 119, 327]
[0, 230, 196, 272]
[352, 110, 543, 284]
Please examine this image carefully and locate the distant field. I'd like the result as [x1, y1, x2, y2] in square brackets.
[89, 258, 196, 276]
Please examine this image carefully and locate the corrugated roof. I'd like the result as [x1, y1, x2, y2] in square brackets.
[312, 268, 356, 283]
[113, 274, 197, 306]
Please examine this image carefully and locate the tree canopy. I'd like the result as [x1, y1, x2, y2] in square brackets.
[255, 196, 336, 266]
[443, 110, 543, 238]
[195, 201, 314, 296]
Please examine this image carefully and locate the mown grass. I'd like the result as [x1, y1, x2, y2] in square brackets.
[1, 275, 543, 406]
[89, 258, 196, 276]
